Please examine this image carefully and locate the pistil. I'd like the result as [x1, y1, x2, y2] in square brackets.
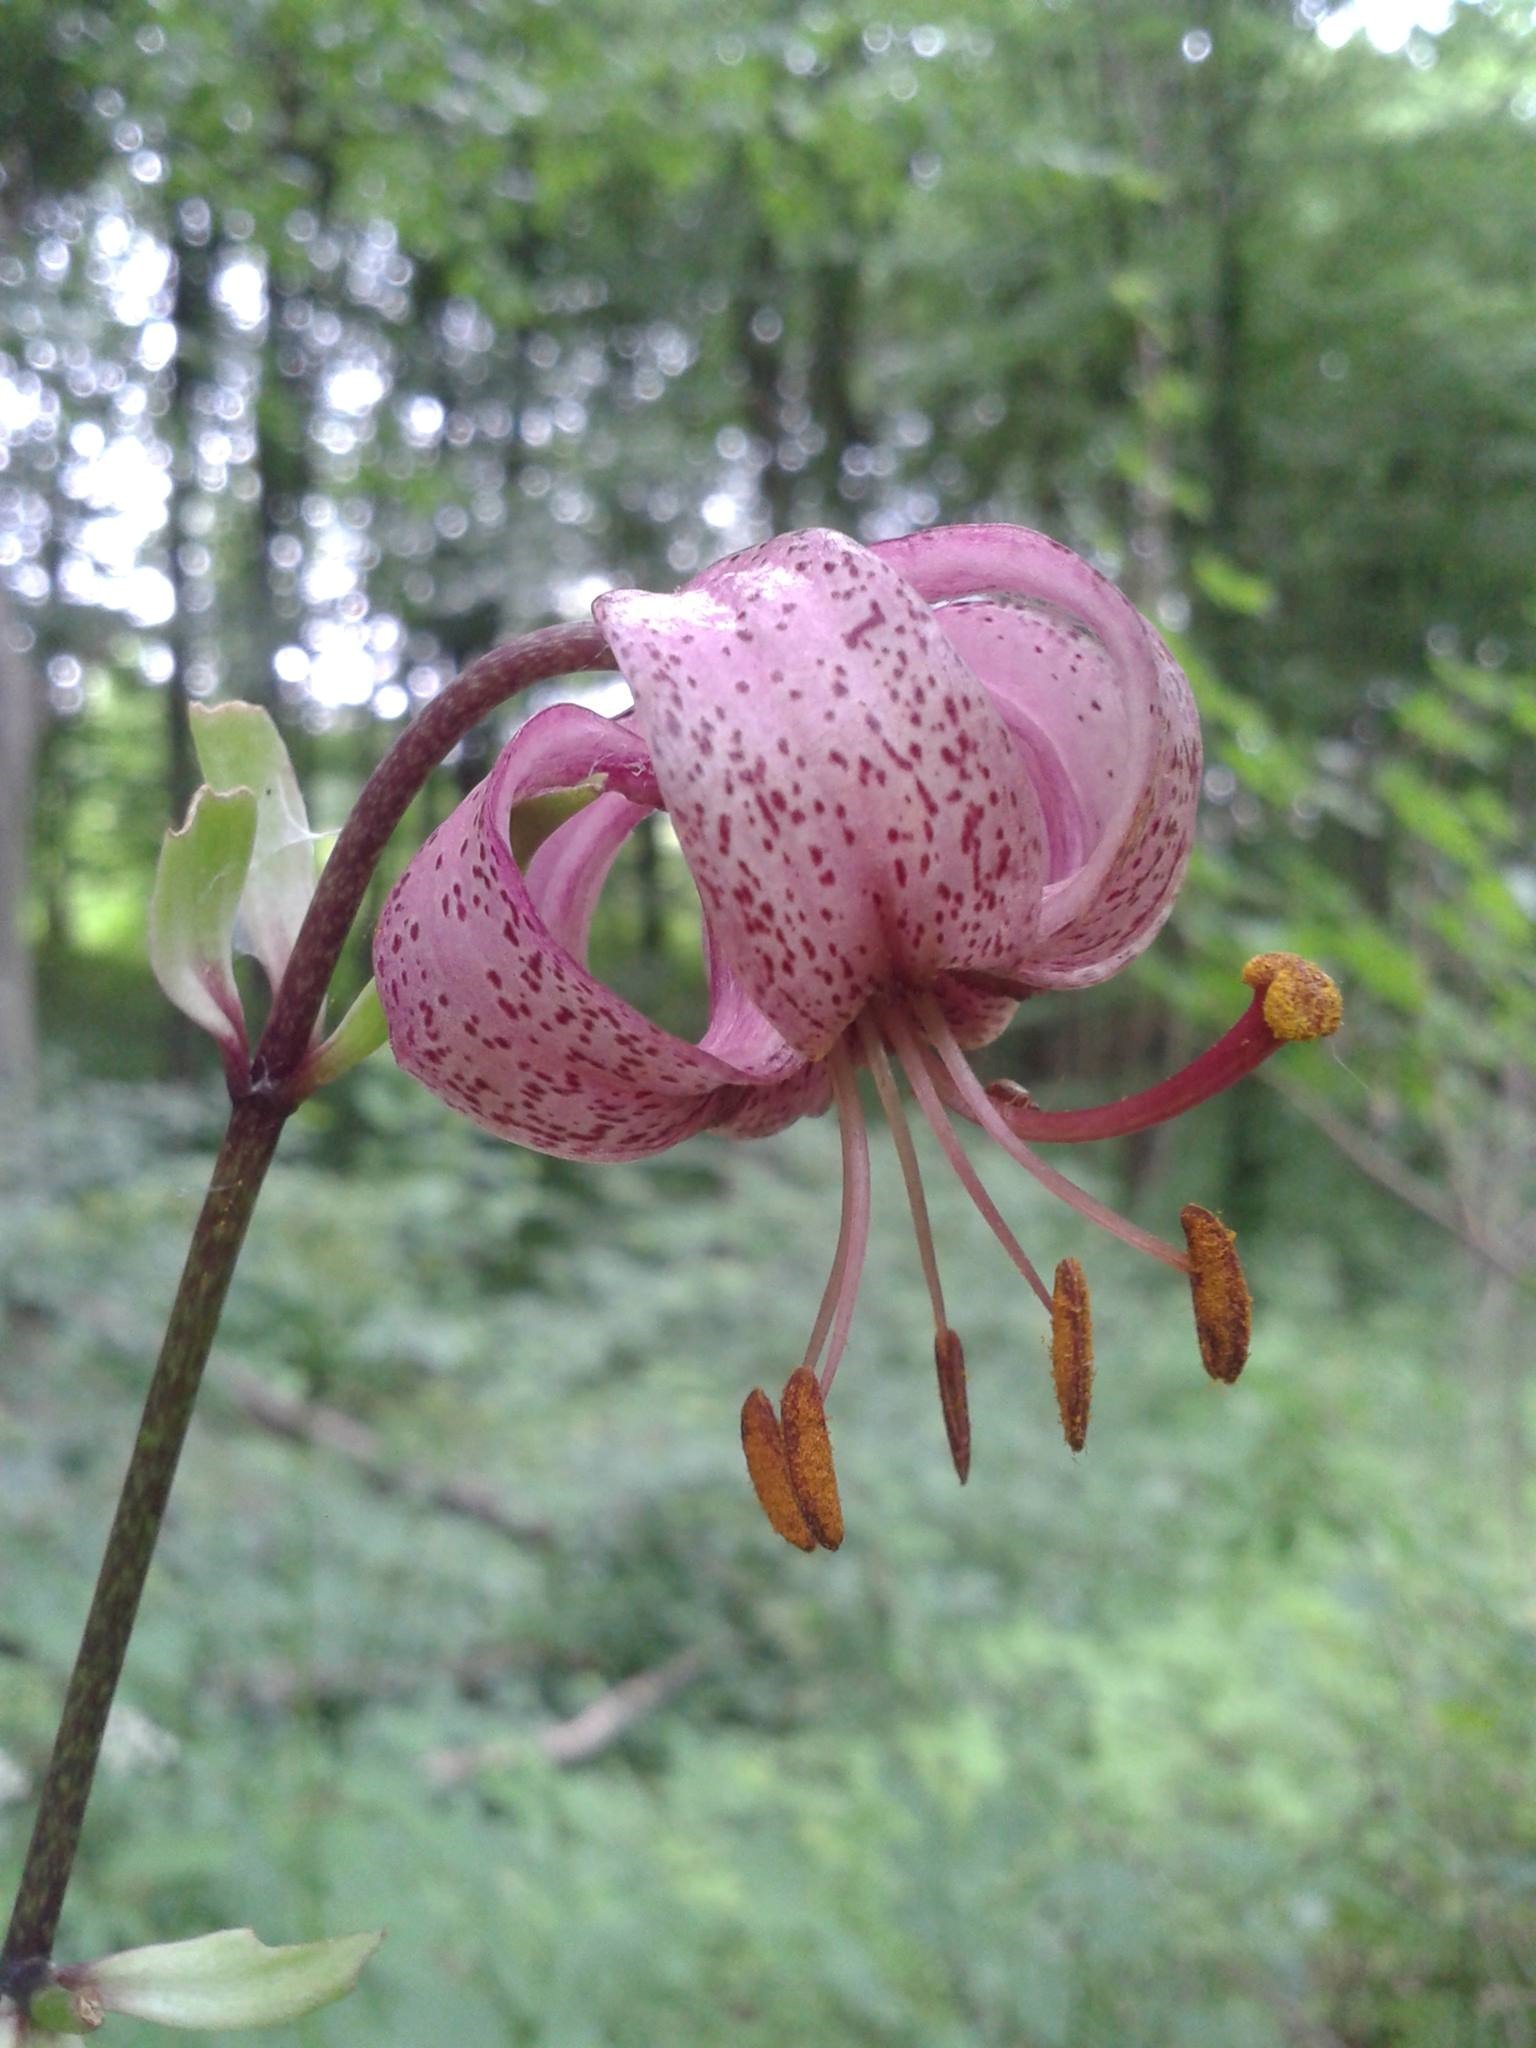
[979, 955, 1341, 1146]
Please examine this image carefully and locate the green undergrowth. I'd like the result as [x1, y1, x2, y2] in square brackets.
[2, 1072, 1532, 2048]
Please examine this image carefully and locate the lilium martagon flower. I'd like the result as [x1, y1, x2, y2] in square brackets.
[373, 524, 1341, 1550]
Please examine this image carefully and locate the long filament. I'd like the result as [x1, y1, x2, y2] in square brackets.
[884, 1008, 1054, 1311]
[803, 1040, 873, 1397]
[854, 1013, 950, 1341]
[915, 991, 1189, 1274]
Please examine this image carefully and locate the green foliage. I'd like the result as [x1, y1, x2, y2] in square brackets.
[3, 1082, 1532, 2046]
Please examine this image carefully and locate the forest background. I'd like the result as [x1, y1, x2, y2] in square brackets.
[2, 0, 1534, 2043]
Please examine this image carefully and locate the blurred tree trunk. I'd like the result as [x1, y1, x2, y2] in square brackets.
[161, 225, 212, 1077]
[738, 222, 793, 532]
[806, 259, 866, 516]
[0, 582, 41, 1115]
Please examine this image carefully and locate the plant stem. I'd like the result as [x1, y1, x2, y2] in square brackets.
[255, 622, 606, 1093]
[1, 620, 609, 1981]
[2, 1097, 284, 1972]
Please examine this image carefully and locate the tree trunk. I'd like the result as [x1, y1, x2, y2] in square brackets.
[0, 582, 41, 1117]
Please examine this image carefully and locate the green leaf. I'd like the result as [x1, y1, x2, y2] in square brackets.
[190, 703, 317, 996]
[1375, 761, 1490, 872]
[147, 785, 257, 1057]
[1191, 552, 1276, 619]
[1396, 688, 1496, 766]
[304, 980, 390, 1090]
[91, 1927, 383, 2031]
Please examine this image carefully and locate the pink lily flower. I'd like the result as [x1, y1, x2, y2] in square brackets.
[374, 524, 1339, 1549]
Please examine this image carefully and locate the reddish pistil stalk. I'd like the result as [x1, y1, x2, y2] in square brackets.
[985, 1002, 1277, 1142]
[975, 954, 1343, 1146]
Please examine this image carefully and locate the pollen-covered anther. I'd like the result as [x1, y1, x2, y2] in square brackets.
[1241, 952, 1343, 1044]
[1180, 1204, 1253, 1384]
[1049, 1257, 1094, 1452]
[740, 1388, 815, 1551]
[779, 1365, 845, 1551]
[934, 1326, 971, 1485]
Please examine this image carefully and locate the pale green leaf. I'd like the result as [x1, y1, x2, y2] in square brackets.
[92, 1928, 383, 2031]
[190, 702, 317, 996]
[147, 785, 257, 1056]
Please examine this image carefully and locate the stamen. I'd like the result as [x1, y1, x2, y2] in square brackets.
[977, 953, 1342, 1145]
[855, 1013, 956, 1334]
[1049, 1258, 1094, 1452]
[1180, 1205, 1252, 1383]
[740, 1389, 816, 1550]
[780, 1365, 845, 1550]
[799, 1042, 872, 1396]
[882, 1008, 1053, 1311]
[933, 1327, 971, 1484]
[914, 991, 1188, 1274]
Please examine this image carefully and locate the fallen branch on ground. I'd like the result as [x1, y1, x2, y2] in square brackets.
[424, 1647, 708, 1786]
[225, 1369, 554, 1550]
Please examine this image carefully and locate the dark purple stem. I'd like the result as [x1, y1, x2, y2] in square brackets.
[256, 622, 607, 1093]
[1, 622, 607, 1985]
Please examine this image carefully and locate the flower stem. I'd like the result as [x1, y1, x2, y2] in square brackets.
[1, 621, 608, 1985]
[1, 1097, 283, 1975]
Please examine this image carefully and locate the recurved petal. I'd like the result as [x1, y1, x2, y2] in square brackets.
[595, 528, 1047, 1061]
[524, 787, 825, 1134]
[873, 524, 1201, 987]
[373, 703, 816, 1161]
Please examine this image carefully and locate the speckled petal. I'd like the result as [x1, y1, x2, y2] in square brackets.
[526, 783, 823, 1124]
[595, 528, 1047, 1060]
[873, 524, 1201, 986]
[373, 703, 817, 1161]
[524, 789, 653, 960]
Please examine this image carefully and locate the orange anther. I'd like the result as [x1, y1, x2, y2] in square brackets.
[1241, 953, 1342, 1044]
[1050, 1257, 1094, 1453]
[779, 1366, 845, 1551]
[934, 1326, 971, 1484]
[1180, 1205, 1253, 1384]
[740, 1388, 815, 1550]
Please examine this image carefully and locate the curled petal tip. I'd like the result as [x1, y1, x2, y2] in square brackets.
[1241, 953, 1342, 1043]
[934, 1327, 971, 1484]
[1050, 1258, 1094, 1452]
[740, 1390, 815, 1550]
[779, 1366, 845, 1551]
[1179, 1205, 1252, 1384]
